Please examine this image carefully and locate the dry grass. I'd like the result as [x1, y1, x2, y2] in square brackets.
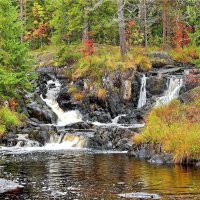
[133, 88, 200, 163]
[97, 88, 107, 100]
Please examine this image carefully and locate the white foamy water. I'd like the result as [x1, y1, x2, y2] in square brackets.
[137, 74, 147, 108]
[155, 76, 183, 107]
[41, 80, 82, 126]
[92, 114, 145, 129]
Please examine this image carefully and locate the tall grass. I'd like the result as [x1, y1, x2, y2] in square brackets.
[133, 88, 200, 164]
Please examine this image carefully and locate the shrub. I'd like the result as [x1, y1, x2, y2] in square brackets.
[135, 55, 152, 71]
[0, 106, 22, 137]
[0, 107, 21, 127]
[73, 93, 83, 101]
[68, 85, 78, 94]
[170, 46, 199, 64]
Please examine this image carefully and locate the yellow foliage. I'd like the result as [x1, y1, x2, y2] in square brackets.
[68, 85, 78, 94]
[97, 88, 107, 100]
[133, 91, 200, 163]
[133, 134, 145, 144]
[135, 55, 152, 71]
[170, 46, 199, 63]
[73, 93, 83, 101]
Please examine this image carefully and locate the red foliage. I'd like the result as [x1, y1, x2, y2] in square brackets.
[173, 17, 192, 48]
[33, 23, 49, 39]
[126, 20, 135, 47]
[24, 23, 49, 41]
[185, 69, 200, 84]
[82, 39, 95, 56]
[9, 99, 17, 111]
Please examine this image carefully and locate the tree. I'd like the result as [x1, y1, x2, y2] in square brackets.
[139, 0, 148, 47]
[163, 0, 171, 50]
[0, 0, 33, 99]
[118, 0, 127, 57]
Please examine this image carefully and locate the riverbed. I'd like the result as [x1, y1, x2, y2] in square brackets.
[0, 150, 200, 199]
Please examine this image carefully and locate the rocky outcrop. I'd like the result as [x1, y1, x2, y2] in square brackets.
[88, 127, 136, 150]
[149, 51, 174, 68]
[128, 143, 173, 164]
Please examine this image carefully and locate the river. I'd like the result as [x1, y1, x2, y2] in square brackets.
[0, 150, 200, 199]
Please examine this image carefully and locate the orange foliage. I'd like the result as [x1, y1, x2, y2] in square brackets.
[173, 17, 192, 48]
[9, 99, 17, 111]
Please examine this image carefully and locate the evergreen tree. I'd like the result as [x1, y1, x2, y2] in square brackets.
[0, 0, 33, 99]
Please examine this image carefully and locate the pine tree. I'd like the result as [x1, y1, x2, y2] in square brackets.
[0, 0, 33, 99]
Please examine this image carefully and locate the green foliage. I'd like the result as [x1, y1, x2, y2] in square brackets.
[134, 88, 200, 163]
[0, 106, 23, 136]
[0, 0, 34, 99]
[56, 45, 82, 66]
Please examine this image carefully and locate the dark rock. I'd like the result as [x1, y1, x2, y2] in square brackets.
[27, 101, 57, 123]
[147, 76, 167, 96]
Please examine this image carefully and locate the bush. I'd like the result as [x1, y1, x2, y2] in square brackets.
[97, 88, 107, 100]
[0, 107, 21, 127]
[170, 46, 199, 64]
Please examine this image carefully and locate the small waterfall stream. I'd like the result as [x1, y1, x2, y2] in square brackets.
[41, 80, 82, 126]
[137, 74, 147, 109]
[155, 76, 183, 107]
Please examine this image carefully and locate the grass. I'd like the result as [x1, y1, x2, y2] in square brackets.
[133, 87, 200, 164]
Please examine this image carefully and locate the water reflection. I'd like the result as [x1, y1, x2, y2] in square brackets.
[0, 151, 200, 199]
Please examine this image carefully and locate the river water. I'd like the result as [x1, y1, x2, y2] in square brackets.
[0, 150, 200, 200]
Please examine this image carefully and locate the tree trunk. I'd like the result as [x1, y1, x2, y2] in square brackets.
[139, 0, 148, 47]
[19, 0, 26, 43]
[163, 0, 171, 50]
[117, 0, 127, 57]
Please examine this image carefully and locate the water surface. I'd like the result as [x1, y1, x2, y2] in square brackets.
[0, 150, 200, 199]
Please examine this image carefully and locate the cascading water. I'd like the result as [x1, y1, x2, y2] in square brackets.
[92, 114, 145, 129]
[137, 74, 147, 109]
[155, 76, 183, 107]
[41, 80, 82, 126]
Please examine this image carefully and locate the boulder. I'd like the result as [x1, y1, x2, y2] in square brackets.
[149, 51, 174, 68]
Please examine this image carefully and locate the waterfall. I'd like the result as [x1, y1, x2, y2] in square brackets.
[155, 76, 183, 107]
[137, 74, 147, 108]
[112, 114, 126, 124]
[41, 80, 82, 126]
[45, 133, 87, 149]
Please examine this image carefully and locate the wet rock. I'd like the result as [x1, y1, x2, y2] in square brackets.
[147, 76, 167, 96]
[57, 87, 72, 111]
[2, 132, 18, 147]
[148, 154, 173, 164]
[0, 179, 24, 194]
[27, 101, 57, 123]
[123, 80, 132, 101]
